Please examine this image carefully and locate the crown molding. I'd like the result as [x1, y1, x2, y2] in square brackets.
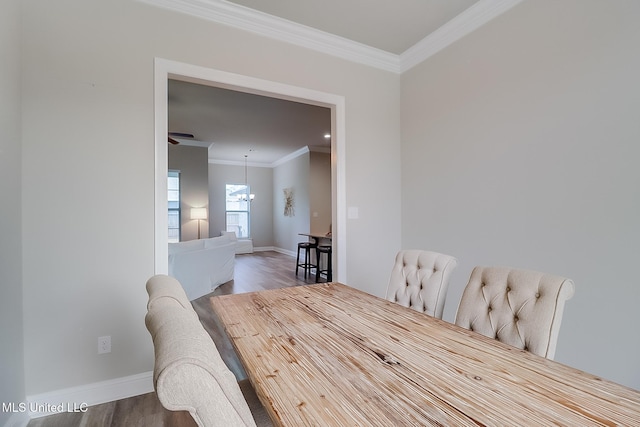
[208, 158, 268, 168]
[399, 0, 524, 72]
[138, 0, 400, 73]
[208, 145, 310, 168]
[308, 145, 331, 154]
[139, 0, 522, 74]
[271, 146, 309, 167]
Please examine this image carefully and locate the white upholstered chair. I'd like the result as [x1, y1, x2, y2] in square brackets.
[454, 266, 575, 360]
[145, 275, 272, 427]
[385, 250, 458, 319]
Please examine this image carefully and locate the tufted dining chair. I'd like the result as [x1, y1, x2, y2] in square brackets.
[455, 266, 575, 360]
[145, 275, 273, 427]
[385, 250, 458, 319]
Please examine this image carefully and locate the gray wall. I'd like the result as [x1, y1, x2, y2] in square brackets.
[20, 0, 401, 397]
[18, 0, 638, 409]
[0, 0, 25, 424]
[400, 0, 640, 389]
[273, 153, 311, 253]
[168, 144, 209, 241]
[208, 163, 274, 247]
[309, 151, 332, 236]
[208, 151, 329, 252]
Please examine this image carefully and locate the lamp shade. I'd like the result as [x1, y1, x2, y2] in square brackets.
[190, 207, 207, 220]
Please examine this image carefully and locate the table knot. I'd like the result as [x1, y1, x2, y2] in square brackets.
[374, 351, 400, 365]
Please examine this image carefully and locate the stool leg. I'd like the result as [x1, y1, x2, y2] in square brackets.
[304, 247, 309, 279]
[326, 251, 332, 281]
[316, 249, 321, 282]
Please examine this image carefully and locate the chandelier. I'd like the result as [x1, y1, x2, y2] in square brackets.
[238, 154, 255, 202]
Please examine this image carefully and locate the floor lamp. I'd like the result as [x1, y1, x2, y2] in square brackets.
[190, 207, 207, 239]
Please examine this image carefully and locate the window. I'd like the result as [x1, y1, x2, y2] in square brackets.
[225, 184, 251, 238]
[168, 170, 180, 243]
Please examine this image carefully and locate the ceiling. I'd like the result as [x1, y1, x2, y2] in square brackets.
[224, 0, 479, 55]
[162, 0, 519, 166]
[168, 79, 331, 165]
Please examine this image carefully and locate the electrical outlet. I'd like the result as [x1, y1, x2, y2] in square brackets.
[98, 336, 111, 354]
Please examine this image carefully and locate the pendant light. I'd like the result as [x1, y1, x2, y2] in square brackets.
[239, 154, 255, 202]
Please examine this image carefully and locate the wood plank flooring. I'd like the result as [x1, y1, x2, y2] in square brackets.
[28, 251, 318, 427]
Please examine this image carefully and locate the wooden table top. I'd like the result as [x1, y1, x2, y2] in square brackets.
[298, 233, 332, 245]
[210, 283, 640, 426]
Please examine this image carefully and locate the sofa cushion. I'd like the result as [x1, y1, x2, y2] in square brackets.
[168, 239, 205, 255]
[220, 231, 238, 242]
[204, 235, 232, 249]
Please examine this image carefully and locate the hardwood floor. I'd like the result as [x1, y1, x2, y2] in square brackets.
[28, 251, 318, 427]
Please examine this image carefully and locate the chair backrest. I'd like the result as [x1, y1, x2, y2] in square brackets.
[145, 274, 258, 427]
[385, 250, 458, 319]
[454, 266, 575, 360]
[146, 274, 194, 312]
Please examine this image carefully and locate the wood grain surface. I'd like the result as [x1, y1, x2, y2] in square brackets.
[211, 282, 640, 427]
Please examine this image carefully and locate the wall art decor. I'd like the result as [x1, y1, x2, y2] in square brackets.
[283, 187, 294, 217]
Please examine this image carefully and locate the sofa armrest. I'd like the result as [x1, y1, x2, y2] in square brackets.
[168, 241, 236, 300]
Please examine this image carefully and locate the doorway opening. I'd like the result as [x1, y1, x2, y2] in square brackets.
[154, 58, 346, 281]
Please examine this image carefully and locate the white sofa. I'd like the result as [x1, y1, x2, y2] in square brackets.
[221, 231, 254, 254]
[168, 235, 235, 300]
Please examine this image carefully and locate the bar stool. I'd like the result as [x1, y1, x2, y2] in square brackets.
[296, 242, 317, 279]
[315, 245, 332, 282]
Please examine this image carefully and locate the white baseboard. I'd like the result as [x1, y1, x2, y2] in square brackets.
[253, 245, 274, 252]
[277, 248, 296, 257]
[255, 246, 296, 257]
[26, 371, 154, 419]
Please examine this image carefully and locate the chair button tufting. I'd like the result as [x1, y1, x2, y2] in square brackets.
[506, 286, 511, 292]
[514, 316, 519, 322]
[535, 293, 540, 298]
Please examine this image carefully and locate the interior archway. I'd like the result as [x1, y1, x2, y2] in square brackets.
[154, 58, 346, 281]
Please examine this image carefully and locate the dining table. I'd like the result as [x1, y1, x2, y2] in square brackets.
[210, 282, 640, 426]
